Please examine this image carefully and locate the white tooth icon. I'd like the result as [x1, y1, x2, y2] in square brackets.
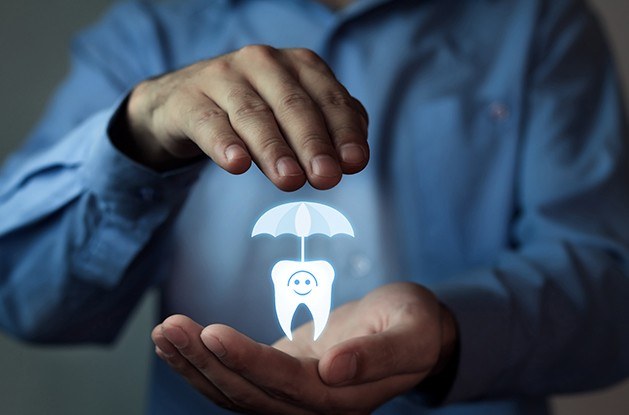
[252, 201, 354, 341]
[271, 260, 335, 341]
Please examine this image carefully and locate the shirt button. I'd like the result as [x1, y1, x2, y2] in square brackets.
[489, 102, 510, 121]
[349, 253, 372, 278]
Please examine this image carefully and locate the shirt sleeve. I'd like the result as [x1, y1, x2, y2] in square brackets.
[429, 0, 629, 401]
[0, 1, 203, 343]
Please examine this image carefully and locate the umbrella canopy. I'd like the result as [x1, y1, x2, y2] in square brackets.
[252, 201, 354, 238]
[252, 202, 354, 261]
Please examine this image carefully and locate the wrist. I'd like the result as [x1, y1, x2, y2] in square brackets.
[431, 302, 459, 376]
[110, 84, 197, 172]
[415, 303, 459, 403]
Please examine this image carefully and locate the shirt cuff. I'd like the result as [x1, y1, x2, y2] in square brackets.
[80, 96, 206, 220]
[75, 97, 206, 287]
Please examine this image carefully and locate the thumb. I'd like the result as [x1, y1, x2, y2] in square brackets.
[318, 324, 438, 386]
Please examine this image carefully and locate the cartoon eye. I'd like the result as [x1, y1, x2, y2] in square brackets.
[305, 279, 311, 285]
[294, 280, 300, 285]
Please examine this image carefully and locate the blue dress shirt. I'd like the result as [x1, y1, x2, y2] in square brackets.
[1, 0, 629, 413]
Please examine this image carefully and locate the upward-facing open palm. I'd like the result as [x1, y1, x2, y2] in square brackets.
[152, 282, 456, 414]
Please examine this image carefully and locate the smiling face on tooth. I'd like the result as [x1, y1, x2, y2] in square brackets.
[288, 271, 317, 296]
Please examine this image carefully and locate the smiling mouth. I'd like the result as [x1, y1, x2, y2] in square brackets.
[294, 289, 312, 296]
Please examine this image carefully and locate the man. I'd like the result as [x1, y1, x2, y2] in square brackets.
[1, 0, 628, 414]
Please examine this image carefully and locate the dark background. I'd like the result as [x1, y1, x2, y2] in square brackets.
[0, 1, 628, 413]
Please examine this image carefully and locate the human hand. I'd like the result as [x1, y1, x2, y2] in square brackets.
[124, 45, 369, 190]
[152, 283, 458, 414]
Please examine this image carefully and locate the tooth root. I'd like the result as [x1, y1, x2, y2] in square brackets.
[280, 320, 293, 341]
[311, 305, 330, 341]
[274, 294, 296, 341]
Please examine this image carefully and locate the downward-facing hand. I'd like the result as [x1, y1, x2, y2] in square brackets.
[124, 45, 369, 191]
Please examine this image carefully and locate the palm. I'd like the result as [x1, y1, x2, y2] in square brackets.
[153, 282, 452, 414]
[273, 283, 440, 369]
[273, 300, 365, 358]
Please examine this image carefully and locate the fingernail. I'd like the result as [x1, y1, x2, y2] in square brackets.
[328, 352, 357, 385]
[155, 345, 173, 359]
[339, 144, 366, 165]
[276, 157, 303, 177]
[225, 144, 249, 163]
[203, 334, 227, 358]
[161, 325, 189, 349]
[153, 337, 177, 357]
[311, 154, 341, 178]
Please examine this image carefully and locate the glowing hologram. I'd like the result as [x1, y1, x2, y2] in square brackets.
[251, 201, 354, 239]
[271, 260, 334, 341]
[252, 201, 355, 340]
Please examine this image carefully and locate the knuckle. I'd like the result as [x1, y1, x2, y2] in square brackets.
[189, 107, 228, 135]
[233, 100, 273, 120]
[132, 79, 153, 100]
[278, 92, 312, 113]
[226, 87, 273, 121]
[206, 58, 232, 76]
[226, 86, 259, 105]
[292, 48, 328, 70]
[299, 132, 329, 154]
[258, 138, 288, 159]
[210, 132, 239, 154]
[292, 47, 321, 63]
[238, 44, 277, 62]
[319, 91, 354, 110]
[329, 125, 363, 142]
[132, 79, 164, 116]
[195, 108, 228, 126]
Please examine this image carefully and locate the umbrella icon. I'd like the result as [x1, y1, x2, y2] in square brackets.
[252, 201, 355, 261]
[252, 201, 355, 340]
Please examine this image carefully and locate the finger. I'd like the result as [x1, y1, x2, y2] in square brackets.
[201, 324, 329, 404]
[172, 91, 253, 175]
[203, 324, 421, 413]
[318, 325, 435, 387]
[207, 77, 308, 191]
[152, 323, 236, 410]
[234, 45, 342, 189]
[162, 316, 312, 415]
[154, 348, 236, 410]
[151, 324, 179, 357]
[287, 48, 369, 174]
